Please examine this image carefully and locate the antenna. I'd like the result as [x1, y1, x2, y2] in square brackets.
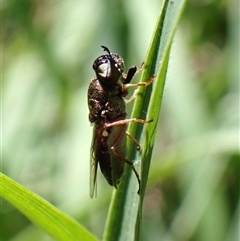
[101, 45, 111, 55]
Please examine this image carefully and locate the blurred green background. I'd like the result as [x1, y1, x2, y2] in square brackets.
[2, 0, 239, 241]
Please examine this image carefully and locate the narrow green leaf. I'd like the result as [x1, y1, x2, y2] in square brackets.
[104, 0, 185, 241]
[136, 1, 187, 240]
[140, 0, 187, 197]
[103, 0, 187, 241]
[0, 173, 98, 241]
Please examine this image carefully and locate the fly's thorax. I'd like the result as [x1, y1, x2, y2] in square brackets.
[88, 77, 126, 123]
[88, 78, 107, 123]
[103, 96, 126, 122]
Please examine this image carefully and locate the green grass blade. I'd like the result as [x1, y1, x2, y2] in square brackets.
[140, 0, 187, 200]
[103, 1, 187, 241]
[135, 1, 187, 240]
[0, 173, 98, 241]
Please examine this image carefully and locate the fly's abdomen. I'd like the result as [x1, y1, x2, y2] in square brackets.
[97, 124, 127, 187]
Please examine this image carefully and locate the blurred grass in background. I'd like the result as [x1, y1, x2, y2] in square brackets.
[2, 0, 239, 241]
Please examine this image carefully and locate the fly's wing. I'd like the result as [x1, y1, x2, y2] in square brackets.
[90, 125, 98, 198]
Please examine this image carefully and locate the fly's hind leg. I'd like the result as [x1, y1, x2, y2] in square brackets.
[112, 150, 141, 195]
[126, 131, 141, 151]
[106, 118, 153, 194]
[109, 123, 141, 194]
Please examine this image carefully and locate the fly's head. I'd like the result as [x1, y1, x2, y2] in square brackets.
[92, 46, 125, 86]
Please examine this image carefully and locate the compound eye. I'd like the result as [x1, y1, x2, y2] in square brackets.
[97, 61, 111, 79]
[95, 59, 122, 85]
[92, 49, 125, 85]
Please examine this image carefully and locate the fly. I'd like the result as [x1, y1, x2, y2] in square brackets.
[88, 46, 154, 198]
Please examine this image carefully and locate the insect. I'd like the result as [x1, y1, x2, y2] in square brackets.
[88, 46, 154, 198]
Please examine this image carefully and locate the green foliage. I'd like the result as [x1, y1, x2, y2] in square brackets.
[2, 0, 239, 241]
[1, 174, 97, 241]
[103, 1, 187, 241]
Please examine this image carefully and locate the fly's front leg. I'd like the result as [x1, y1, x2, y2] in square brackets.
[124, 62, 145, 84]
[124, 89, 139, 104]
[125, 74, 155, 90]
[131, 62, 145, 77]
[124, 75, 155, 104]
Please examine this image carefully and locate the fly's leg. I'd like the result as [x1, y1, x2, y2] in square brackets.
[106, 118, 153, 194]
[125, 73, 155, 90]
[124, 89, 139, 104]
[124, 62, 145, 84]
[126, 131, 141, 151]
[104, 118, 153, 128]
[124, 75, 155, 104]
[112, 148, 141, 194]
[110, 126, 141, 194]
[129, 62, 145, 78]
